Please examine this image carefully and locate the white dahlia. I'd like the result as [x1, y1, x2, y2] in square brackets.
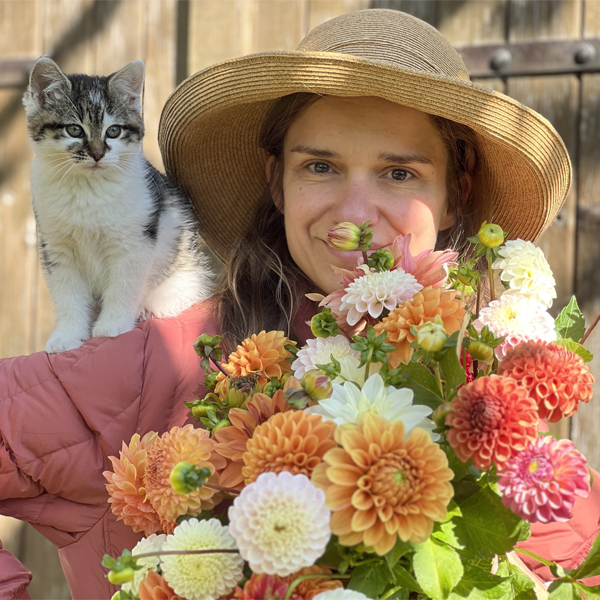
[121, 533, 167, 597]
[292, 335, 361, 378]
[228, 471, 331, 576]
[492, 239, 556, 308]
[340, 269, 422, 326]
[474, 293, 557, 359]
[305, 373, 438, 440]
[313, 590, 372, 600]
[161, 518, 243, 600]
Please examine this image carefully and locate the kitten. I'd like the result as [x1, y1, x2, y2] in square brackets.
[23, 57, 213, 353]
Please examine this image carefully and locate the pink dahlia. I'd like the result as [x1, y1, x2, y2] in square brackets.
[498, 436, 590, 523]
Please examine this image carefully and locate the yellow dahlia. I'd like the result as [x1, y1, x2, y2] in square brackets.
[103, 432, 162, 535]
[216, 331, 297, 394]
[375, 286, 465, 367]
[312, 414, 454, 554]
[242, 411, 337, 485]
[145, 425, 226, 527]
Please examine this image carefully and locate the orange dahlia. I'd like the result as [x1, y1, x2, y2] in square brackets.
[498, 341, 594, 422]
[312, 414, 454, 554]
[145, 425, 226, 528]
[216, 331, 297, 394]
[233, 574, 289, 600]
[242, 410, 337, 485]
[283, 566, 344, 599]
[214, 378, 300, 490]
[374, 286, 465, 367]
[138, 570, 182, 600]
[103, 432, 162, 536]
[445, 375, 538, 470]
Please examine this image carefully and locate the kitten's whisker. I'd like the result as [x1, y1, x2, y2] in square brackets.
[48, 160, 74, 184]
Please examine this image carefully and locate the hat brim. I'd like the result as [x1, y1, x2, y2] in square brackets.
[159, 51, 571, 262]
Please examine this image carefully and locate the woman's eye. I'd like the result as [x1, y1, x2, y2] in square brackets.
[66, 125, 84, 138]
[310, 162, 331, 174]
[388, 168, 411, 181]
[106, 125, 122, 139]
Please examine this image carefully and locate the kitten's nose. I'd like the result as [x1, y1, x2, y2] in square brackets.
[88, 141, 105, 162]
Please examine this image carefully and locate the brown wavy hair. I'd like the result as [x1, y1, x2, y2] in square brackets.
[214, 93, 486, 351]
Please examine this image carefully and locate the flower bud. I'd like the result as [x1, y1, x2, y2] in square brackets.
[327, 222, 362, 251]
[432, 402, 452, 427]
[222, 375, 258, 407]
[191, 403, 212, 419]
[301, 370, 333, 402]
[368, 248, 394, 272]
[310, 308, 339, 338]
[417, 319, 447, 352]
[467, 340, 495, 362]
[170, 461, 198, 495]
[477, 222, 505, 248]
[107, 567, 135, 586]
[213, 418, 232, 432]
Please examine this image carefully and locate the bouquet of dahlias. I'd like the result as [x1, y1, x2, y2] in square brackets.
[103, 221, 600, 600]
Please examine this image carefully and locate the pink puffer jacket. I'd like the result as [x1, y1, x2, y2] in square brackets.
[1, 301, 599, 599]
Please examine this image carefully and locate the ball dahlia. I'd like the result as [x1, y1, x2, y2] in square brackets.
[228, 472, 331, 576]
[498, 436, 590, 523]
[161, 518, 243, 600]
[312, 413, 454, 554]
[292, 335, 362, 381]
[216, 331, 296, 393]
[499, 341, 594, 422]
[103, 432, 162, 536]
[242, 410, 337, 485]
[121, 533, 167, 596]
[473, 293, 556, 359]
[445, 375, 539, 470]
[374, 286, 466, 367]
[213, 381, 298, 490]
[313, 591, 370, 600]
[138, 570, 182, 600]
[145, 425, 225, 528]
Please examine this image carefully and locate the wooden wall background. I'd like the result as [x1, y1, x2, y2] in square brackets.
[1, 0, 599, 596]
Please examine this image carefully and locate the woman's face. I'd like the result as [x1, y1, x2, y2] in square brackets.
[277, 96, 453, 295]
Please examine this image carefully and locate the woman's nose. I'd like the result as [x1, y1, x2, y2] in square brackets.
[329, 177, 379, 225]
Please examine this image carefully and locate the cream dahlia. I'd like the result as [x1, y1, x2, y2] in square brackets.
[161, 518, 243, 600]
[340, 269, 422, 326]
[121, 533, 167, 596]
[498, 436, 590, 523]
[492, 239, 556, 308]
[305, 373, 437, 440]
[313, 591, 370, 600]
[292, 335, 361, 380]
[228, 471, 331, 576]
[473, 293, 556, 359]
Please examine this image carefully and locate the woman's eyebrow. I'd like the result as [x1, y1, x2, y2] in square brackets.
[289, 144, 340, 158]
[378, 151, 434, 165]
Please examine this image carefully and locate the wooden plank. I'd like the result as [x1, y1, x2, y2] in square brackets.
[438, 0, 507, 45]
[572, 0, 600, 468]
[367, 0, 436, 26]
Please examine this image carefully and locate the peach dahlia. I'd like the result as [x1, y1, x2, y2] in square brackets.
[312, 413, 454, 554]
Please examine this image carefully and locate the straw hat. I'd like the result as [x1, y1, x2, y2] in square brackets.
[159, 9, 570, 262]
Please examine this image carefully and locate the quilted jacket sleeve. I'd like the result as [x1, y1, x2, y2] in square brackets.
[0, 541, 31, 600]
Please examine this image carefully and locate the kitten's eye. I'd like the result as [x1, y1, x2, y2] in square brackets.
[106, 125, 122, 139]
[66, 125, 84, 138]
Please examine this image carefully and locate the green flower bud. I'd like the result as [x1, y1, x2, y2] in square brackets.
[477, 222, 505, 248]
[170, 461, 198, 495]
[431, 402, 452, 427]
[213, 418, 232, 432]
[368, 248, 394, 272]
[222, 375, 259, 407]
[107, 567, 135, 586]
[301, 370, 333, 402]
[327, 222, 362, 251]
[417, 317, 447, 352]
[310, 308, 339, 338]
[191, 403, 212, 419]
[468, 340, 495, 362]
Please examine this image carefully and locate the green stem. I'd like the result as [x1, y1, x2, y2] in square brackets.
[513, 548, 554, 568]
[581, 311, 600, 345]
[125, 548, 240, 561]
[380, 585, 404, 600]
[210, 352, 231, 378]
[365, 347, 373, 380]
[434, 362, 444, 398]
[487, 259, 496, 302]
[284, 574, 351, 600]
[460, 283, 466, 302]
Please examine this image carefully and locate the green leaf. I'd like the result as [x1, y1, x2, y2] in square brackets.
[438, 348, 466, 391]
[563, 532, 600, 580]
[396, 361, 443, 409]
[454, 486, 529, 559]
[413, 538, 464, 600]
[555, 339, 593, 362]
[446, 447, 474, 483]
[548, 581, 584, 600]
[575, 584, 600, 599]
[496, 559, 537, 599]
[555, 296, 586, 343]
[317, 535, 344, 570]
[448, 562, 511, 599]
[385, 538, 413, 571]
[347, 562, 391, 598]
[392, 563, 423, 593]
[101, 554, 117, 569]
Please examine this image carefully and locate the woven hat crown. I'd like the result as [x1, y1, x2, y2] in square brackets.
[297, 9, 470, 81]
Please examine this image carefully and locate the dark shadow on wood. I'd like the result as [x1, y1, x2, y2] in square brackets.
[176, 0, 190, 86]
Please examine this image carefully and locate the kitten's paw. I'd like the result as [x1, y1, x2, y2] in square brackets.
[92, 317, 135, 339]
[45, 330, 88, 354]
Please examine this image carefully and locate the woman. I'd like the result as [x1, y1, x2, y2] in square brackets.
[1, 9, 597, 599]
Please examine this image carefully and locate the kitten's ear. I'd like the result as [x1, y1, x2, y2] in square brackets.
[108, 60, 145, 112]
[24, 57, 71, 113]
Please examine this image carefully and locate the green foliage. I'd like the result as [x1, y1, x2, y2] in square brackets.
[351, 327, 396, 368]
[438, 347, 466, 391]
[347, 561, 390, 598]
[193, 333, 224, 372]
[310, 308, 340, 338]
[448, 562, 511, 599]
[555, 296, 586, 343]
[496, 559, 537, 599]
[413, 537, 464, 600]
[384, 538, 413, 571]
[394, 361, 443, 409]
[316, 355, 342, 380]
[555, 339, 593, 362]
[548, 582, 584, 600]
[368, 248, 395, 272]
